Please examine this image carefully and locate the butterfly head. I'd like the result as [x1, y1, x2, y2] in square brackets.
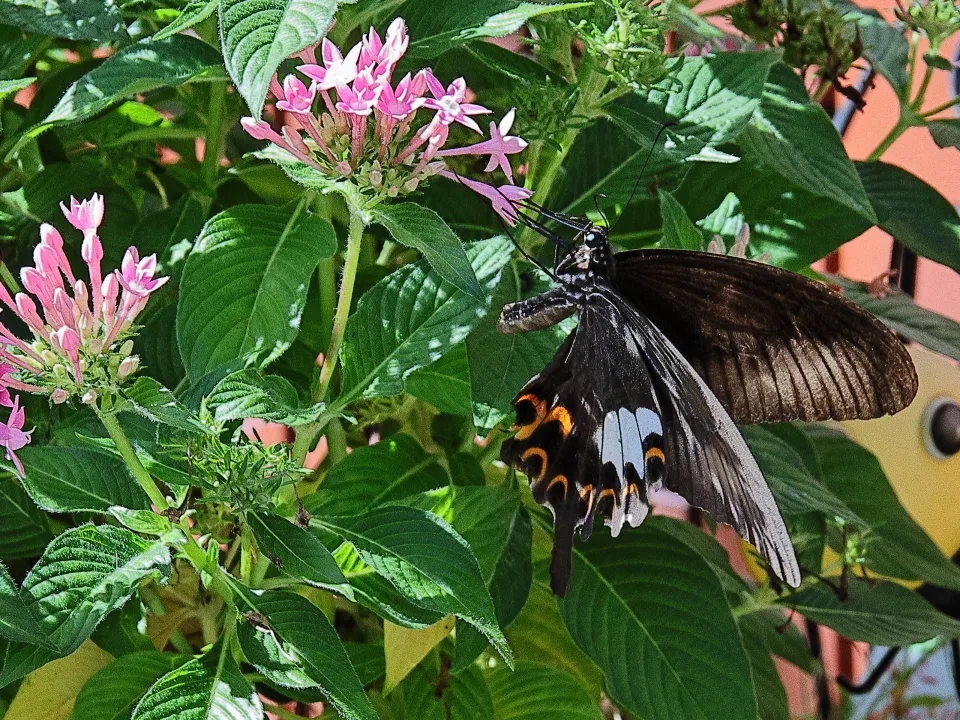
[555, 224, 615, 287]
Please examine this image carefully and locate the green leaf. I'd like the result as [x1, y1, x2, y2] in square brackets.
[406, 1, 589, 58]
[0, 78, 34, 100]
[467, 264, 570, 429]
[487, 661, 603, 720]
[371, 203, 482, 298]
[0, 0, 128, 41]
[108, 507, 177, 538]
[742, 609, 816, 675]
[929, 119, 960, 150]
[38, 36, 222, 132]
[154, 0, 218, 40]
[505, 581, 603, 700]
[783, 579, 960, 645]
[248, 511, 350, 594]
[338, 236, 513, 403]
[390, 663, 492, 720]
[739, 63, 875, 221]
[71, 651, 188, 720]
[849, 9, 909, 95]
[0, 563, 46, 646]
[770, 424, 960, 589]
[738, 614, 789, 720]
[205, 370, 326, 425]
[0, 477, 52, 561]
[673, 156, 871, 269]
[639, 51, 781, 145]
[560, 523, 756, 720]
[833, 276, 960, 362]
[135, 305, 186, 391]
[220, 0, 353, 115]
[234, 589, 377, 720]
[658, 189, 703, 250]
[177, 203, 337, 381]
[18, 446, 149, 513]
[122, 377, 210, 433]
[857, 160, 960, 273]
[314, 506, 511, 663]
[305, 433, 448, 517]
[406, 343, 474, 416]
[741, 425, 865, 525]
[696, 192, 744, 241]
[132, 651, 262, 720]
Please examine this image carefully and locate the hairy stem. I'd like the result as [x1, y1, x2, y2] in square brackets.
[0, 261, 22, 294]
[313, 201, 364, 403]
[98, 410, 170, 511]
[867, 118, 908, 161]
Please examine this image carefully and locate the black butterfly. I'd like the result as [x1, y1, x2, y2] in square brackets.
[498, 208, 919, 597]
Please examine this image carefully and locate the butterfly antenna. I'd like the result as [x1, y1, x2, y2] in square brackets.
[593, 193, 610, 228]
[609, 122, 676, 235]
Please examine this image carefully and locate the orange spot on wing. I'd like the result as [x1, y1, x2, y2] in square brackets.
[547, 474, 569, 495]
[513, 393, 547, 440]
[645, 447, 665, 463]
[544, 405, 573, 438]
[520, 447, 549, 481]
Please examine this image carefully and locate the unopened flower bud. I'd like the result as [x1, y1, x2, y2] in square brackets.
[403, 177, 419, 193]
[117, 355, 139, 380]
[369, 169, 383, 187]
[336, 161, 353, 176]
[81, 389, 97, 405]
[119, 340, 134, 357]
[41, 350, 58, 367]
[52, 363, 69, 378]
[50, 388, 69, 404]
[88, 338, 103, 355]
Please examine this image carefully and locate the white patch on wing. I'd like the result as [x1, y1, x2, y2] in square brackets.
[618, 408, 644, 481]
[598, 411, 622, 481]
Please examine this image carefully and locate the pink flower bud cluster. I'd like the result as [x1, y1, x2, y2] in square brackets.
[241, 18, 533, 223]
[0, 193, 168, 473]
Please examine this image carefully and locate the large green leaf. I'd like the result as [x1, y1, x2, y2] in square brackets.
[673, 157, 871, 269]
[838, 3, 909, 95]
[70, 651, 188, 720]
[0, 0, 128, 41]
[305, 433, 448, 517]
[783, 579, 960, 645]
[739, 63, 875, 221]
[834, 276, 960, 362]
[0, 478, 52, 560]
[741, 425, 865, 525]
[390, 663, 492, 720]
[154, 0, 218, 40]
[857, 161, 960, 273]
[505, 581, 603, 700]
[769, 424, 960, 589]
[220, 0, 353, 115]
[738, 614, 789, 720]
[38, 36, 222, 132]
[177, 203, 337, 380]
[405, 343, 474, 416]
[0, 563, 46, 646]
[314, 506, 511, 662]
[234, 590, 377, 720]
[638, 51, 780, 145]
[121, 377, 210, 433]
[247, 511, 350, 594]
[371, 203, 481, 298]
[467, 263, 570, 429]
[0, 526, 171, 688]
[17, 446, 149, 513]
[204, 370, 326, 425]
[132, 651, 262, 720]
[338, 237, 513, 404]
[405, 0, 588, 58]
[560, 523, 756, 720]
[486, 661, 603, 720]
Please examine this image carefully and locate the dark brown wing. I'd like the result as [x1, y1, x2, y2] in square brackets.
[614, 250, 918, 424]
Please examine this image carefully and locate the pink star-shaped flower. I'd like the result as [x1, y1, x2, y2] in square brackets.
[299, 38, 362, 91]
[421, 74, 490, 133]
[377, 71, 427, 119]
[0, 395, 32, 477]
[435, 108, 528, 183]
[60, 193, 104, 236]
[117, 247, 168, 298]
[276, 75, 316, 114]
[335, 70, 384, 117]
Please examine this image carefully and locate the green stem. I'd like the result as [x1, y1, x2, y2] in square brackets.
[239, 524, 253, 584]
[921, 94, 960, 118]
[313, 200, 364, 403]
[179, 523, 234, 600]
[262, 704, 305, 720]
[202, 81, 227, 189]
[97, 410, 170, 510]
[0, 261, 21, 294]
[911, 66, 935, 110]
[867, 119, 908, 161]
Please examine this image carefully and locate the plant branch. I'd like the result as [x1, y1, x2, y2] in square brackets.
[98, 409, 170, 511]
[313, 200, 364, 403]
[921, 94, 960, 118]
[202, 81, 227, 188]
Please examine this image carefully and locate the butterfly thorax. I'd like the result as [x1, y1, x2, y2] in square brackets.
[555, 226, 615, 290]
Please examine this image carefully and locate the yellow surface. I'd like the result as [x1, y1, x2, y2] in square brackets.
[383, 615, 455, 694]
[842, 345, 960, 559]
[5, 640, 113, 720]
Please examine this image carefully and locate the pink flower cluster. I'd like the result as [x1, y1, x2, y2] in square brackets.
[241, 19, 532, 223]
[0, 194, 168, 475]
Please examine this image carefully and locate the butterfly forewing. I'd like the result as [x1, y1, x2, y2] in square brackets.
[613, 250, 919, 424]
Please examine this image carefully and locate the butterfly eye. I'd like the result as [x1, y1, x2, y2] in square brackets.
[585, 233, 595, 242]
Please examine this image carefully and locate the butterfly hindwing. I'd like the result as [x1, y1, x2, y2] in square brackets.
[501, 297, 666, 596]
[613, 250, 918, 424]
